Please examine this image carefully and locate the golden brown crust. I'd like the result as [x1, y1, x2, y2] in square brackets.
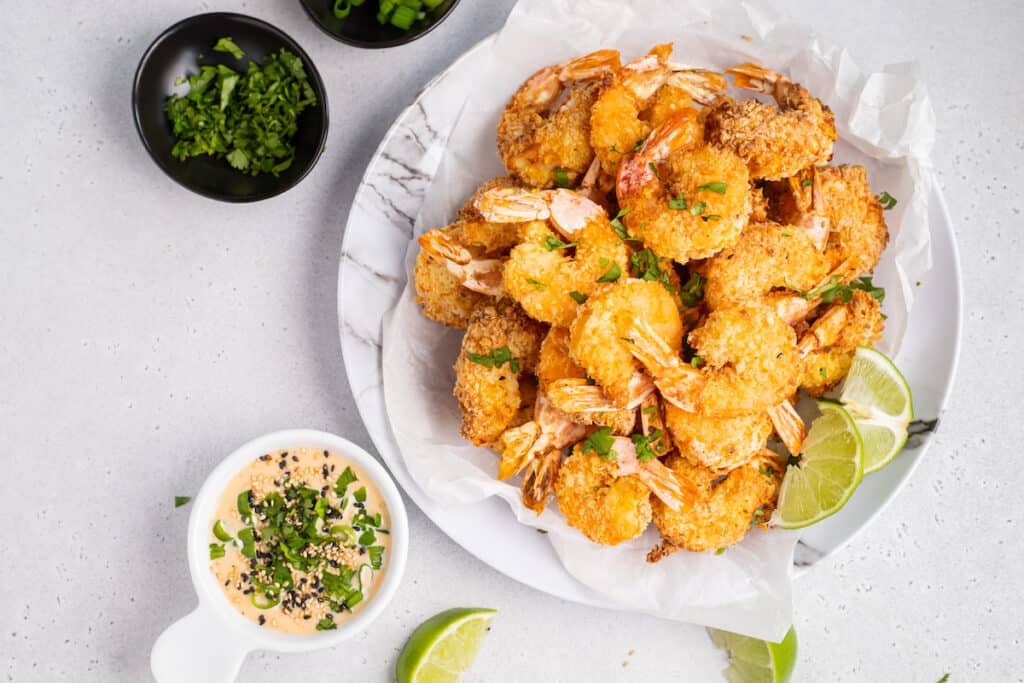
[555, 447, 652, 546]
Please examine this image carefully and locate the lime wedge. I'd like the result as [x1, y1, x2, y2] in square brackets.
[708, 626, 798, 683]
[396, 608, 496, 683]
[774, 400, 863, 529]
[838, 346, 914, 474]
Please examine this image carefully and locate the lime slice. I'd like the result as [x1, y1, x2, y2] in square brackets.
[774, 400, 863, 529]
[838, 346, 914, 474]
[708, 626, 798, 683]
[396, 608, 497, 683]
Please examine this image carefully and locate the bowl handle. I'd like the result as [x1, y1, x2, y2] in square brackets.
[151, 604, 251, 683]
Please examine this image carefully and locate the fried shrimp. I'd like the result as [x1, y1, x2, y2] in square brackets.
[647, 450, 782, 558]
[454, 301, 547, 446]
[797, 290, 885, 396]
[771, 165, 889, 280]
[536, 328, 636, 434]
[474, 188, 631, 327]
[497, 50, 621, 188]
[569, 279, 684, 408]
[617, 111, 752, 262]
[664, 403, 772, 472]
[628, 304, 801, 416]
[590, 44, 726, 179]
[555, 437, 695, 546]
[698, 222, 828, 311]
[705, 63, 836, 180]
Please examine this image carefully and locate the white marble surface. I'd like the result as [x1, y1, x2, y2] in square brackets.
[1, 1, 1021, 681]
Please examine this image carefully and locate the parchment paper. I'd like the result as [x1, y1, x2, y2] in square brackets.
[381, 0, 935, 640]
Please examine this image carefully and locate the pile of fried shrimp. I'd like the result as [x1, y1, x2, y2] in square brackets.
[412, 44, 890, 560]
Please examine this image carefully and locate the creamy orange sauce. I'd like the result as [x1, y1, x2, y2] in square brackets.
[208, 448, 391, 634]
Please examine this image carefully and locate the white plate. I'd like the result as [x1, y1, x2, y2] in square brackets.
[337, 36, 963, 605]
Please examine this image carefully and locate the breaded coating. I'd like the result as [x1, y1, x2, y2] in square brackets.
[664, 403, 772, 472]
[699, 222, 828, 310]
[569, 280, 683, 408]
[453, 301, 547, 446]
[555, 446, 652, 546]
[414, 246, 490, 329]
[688, 305, 801, 416]
[648, 450, 782, 556]
[537, 328, 635, 434]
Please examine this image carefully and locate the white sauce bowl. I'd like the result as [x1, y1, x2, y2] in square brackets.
[151, 429, 409, 682]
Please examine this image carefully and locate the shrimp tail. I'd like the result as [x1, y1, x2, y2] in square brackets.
[665, 68, 728, 105]
[727, 62, 782, 93]
[613, 437, 695, 512]
[627, 319, 706, 412]
[767, 400, 806, 456]
[558, 49, 621, 81]
[446, 259, 506, 297]
[474, 188, 552, 223]
[496, 422, 541, 480]
[521, 449, 561, 515]
[419, 229, 472, 265]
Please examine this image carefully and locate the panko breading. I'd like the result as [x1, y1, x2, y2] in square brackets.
[569, 279, 683, 408]
[537, 328, 635, 434]
[699, 222, 828, 310]
[648, 450, 783, 557]
[498, 50, 620, 188]
[664, 403, 772, 472]
[453, 301, 547, 446]
[705, 63, 836, 181]
[555, 446, 652, 546]
[414, 246, 490, 329]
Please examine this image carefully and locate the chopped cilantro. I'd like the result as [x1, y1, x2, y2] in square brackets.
[878, 191, 897, 210]
[166, 41, 317, 176]
[679, 272, 705, 308]
[668, 195, 688, 210]
[801, 178, 814, 188]
[334, 467, 358, 497]
[467, 346, 521, 373]
[597, 260, 622, 283]
[715, 547, 727, 555]
[316, 617, 337, 631]
[526, 277, 547, 291]
[688, 200, 706, 216]
[631, 429, 664, 462]
[569, 290, 589, 305]
[690, 355, 705, 368]
[696, 181, 727, 195]
[581, 427, 616, 460]
[630, 248, 676, 293]
[544, 235, 576, 251]
[611, 209, 640, 242]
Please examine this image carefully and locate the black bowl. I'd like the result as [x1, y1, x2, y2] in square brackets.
[132, 13, 329, 202]
[299, 0, 461, 48]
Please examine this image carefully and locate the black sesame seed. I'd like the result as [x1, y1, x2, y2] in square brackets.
[278, 460, 286, 470]
[258, 615, 266, 626]
[291, 455, 298, 462]
[323, 450, 329, 458]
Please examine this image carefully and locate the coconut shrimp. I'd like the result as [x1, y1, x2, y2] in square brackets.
[770, 165, 889, 280]
[568, 279, 684, 408]
[453, 301, 547, 446]
[627, 304, 801, 416]
[797, 290, 885, 396]
[705, 63, 836, 181]
[698, 222, 829, 311]
[536, 328, 636, 434]
[475, 187, 630, 327]
[590, 44, 726, 179]
[555, 437, 696, 546]
[647, 450, 783, 558]
[617, 111, 752, 263]
[663, 402, 772, 472]
[497, 50, 621, 189]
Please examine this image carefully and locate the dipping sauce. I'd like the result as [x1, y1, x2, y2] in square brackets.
[208, 448, 390, 633]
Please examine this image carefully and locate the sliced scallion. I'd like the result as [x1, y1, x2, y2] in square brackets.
[213, 520, 233, 542]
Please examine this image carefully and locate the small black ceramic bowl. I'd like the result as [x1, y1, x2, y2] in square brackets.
[299, 0, 461, 48]
[132, 13, 328, 202]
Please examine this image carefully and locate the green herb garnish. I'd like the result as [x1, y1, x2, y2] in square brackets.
[209, 543, 226, 560]
[213, 520, 233, 542]
[630, 430, 664, 462]
[467, 346, 521, 373]
[581, 427, 617, 460]
[597, 259, 622, 283]
[878, 191, 897, 210]
[569, 290, 589, 305]
[668, 195, 688, 210]
[544, 235, 576, 251]
[630, 248, 675, 293]
[696, 181, 727, 195]
[316, 616, 338, 630]
[554, 167, 571, 188]
[715, 547, 727, 555]
[690, 355, 705, 369]
[610, 209, 640, 242]
[688, 201, 706, 216]
[526, 277, 547, 291]
[335, 467, 358, 497]
[174, 496, 191, 508]
[801, 178, 814, 187]
[679, 272, 704, 308]
[166, 41, 317, 177]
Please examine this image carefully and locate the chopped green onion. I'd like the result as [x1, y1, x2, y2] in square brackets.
[582, 427, 616, 461]
[213, 520, 233, 542]
[174, 496, 191, 508]
[688, 201, 706, 216]
[800, 178, 814, 188]
[690, 355, 705, 368]
[679, 272, 705, 308]
[878, 191, 897, 210]
[237, 490, 251, 521]
[668, 195, 688, 210]
[251, 592, 280, 609]
[526, 278, 547, 291]
[389, 4, 419, 30]
[569, 290, 588, 304]
[334, 467, 358, 497]
[316, 617, 337, 630]
[354, 487, 367, 503]
[544, 235, 576, 251]
[209, 543, 226, 560]
[212, 37, 245, 60]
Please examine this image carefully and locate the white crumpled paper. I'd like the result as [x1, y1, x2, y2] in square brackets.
[381, 0, 935, 640]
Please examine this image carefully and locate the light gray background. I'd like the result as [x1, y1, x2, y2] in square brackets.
[2, 1, 1021, 681]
